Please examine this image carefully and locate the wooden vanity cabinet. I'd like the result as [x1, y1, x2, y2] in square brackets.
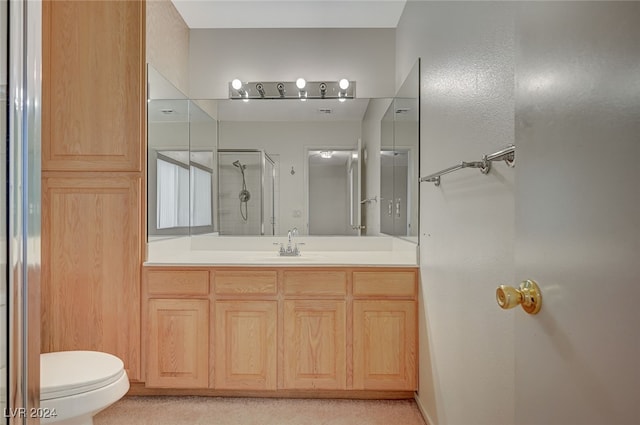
[147, 298, 209, 388]
[144, 269, 210, 388]
[141, 266, 417, 395]
[213, 270, 278, 390]
[352, 271, 418, 391]
[282, 270, 348, 390]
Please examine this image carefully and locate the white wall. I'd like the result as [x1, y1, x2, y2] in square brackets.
[218, 121, 361, 235]
[396, 2, 516, 424]
[189, 28, 395, 99]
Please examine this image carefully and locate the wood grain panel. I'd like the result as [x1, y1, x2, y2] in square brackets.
[41, 175, 141, 379]
[283, 270, 347, 296]
[214, 301, 277, 390]
[147, 270, 209, 296]
[353, 300, 417, 390]
[353, 271, 417, 297]
[214, 270, 277, 295]
[283, 300, 346, 390]
[42, 0, 144, 171]
[147, 299, 209, 388]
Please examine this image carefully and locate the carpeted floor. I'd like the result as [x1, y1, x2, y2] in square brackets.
[94, 396, 427, 425]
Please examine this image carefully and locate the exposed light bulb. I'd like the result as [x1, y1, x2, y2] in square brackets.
[231, 79, 242, 90]
[320, 151, 333, 159]
[339, 78, 350, 90]
[296, 78, 306, 89]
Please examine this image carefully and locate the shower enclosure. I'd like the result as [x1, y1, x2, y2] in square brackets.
[4, 0, 42, 418]
[218, 150, 276, 235]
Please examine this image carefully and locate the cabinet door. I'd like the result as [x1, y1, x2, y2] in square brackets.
[147, 299, 209, 388]
[214, 301, 277, 390]
[283, 300, 346, 390]
[353, 300, 417, 390]
[41, 175, 141, 380]
[42, 0, 144, 171]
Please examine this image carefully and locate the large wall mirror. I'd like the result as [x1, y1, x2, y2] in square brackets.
[147, 60, 420, 240]
[380, 59, 420, 240]
[147, 65, 218, 239]
[214, 99, 365, 236]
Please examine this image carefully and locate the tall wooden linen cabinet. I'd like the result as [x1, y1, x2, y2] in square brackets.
[41, 0, 146, 381]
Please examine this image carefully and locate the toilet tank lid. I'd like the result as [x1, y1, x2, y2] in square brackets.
[41, 351, 125, 400]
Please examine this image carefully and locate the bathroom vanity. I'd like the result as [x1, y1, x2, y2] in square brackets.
[138, 244, 418, 398]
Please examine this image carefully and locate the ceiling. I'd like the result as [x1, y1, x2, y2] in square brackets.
[171, 0, 407, 29]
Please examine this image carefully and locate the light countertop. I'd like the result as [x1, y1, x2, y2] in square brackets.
[145, 236, 418, 267]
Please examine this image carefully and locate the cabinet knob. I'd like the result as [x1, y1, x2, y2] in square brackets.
[496, 279, 542, 315]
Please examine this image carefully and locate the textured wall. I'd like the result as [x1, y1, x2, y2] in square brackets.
[146, 0, 190, 95]
[396, 2, 517, 424]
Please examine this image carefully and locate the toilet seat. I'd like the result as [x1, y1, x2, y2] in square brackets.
[41, 351, 125, 401]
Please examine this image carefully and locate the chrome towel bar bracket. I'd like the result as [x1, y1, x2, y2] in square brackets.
[419, 145, 515, 186]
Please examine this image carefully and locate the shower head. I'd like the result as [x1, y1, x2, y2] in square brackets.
[232, 160, 247, 171]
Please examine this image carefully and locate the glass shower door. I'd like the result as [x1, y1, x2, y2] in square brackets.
[1, 0, 8, 413]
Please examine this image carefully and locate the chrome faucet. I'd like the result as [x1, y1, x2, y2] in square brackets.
[276, 227, 302, 256]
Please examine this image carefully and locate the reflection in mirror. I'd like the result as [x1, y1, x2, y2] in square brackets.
[189, 99, 217, 235]
[380, 102, 395, 235]
[308, 148, 360, 236]
[147, 94, 190, 238]
[217, 149, 275, 236]
[379, 59, 420, 240]
[147, 65, 218, 240]
[216, 99, 368, 236]
[146, 67, 419, 239]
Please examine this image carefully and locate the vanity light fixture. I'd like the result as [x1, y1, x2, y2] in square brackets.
[338, 78, 350, 102]
[320, 151, 333, 159]
[319, 82, 327, 98]
[231, 78, 247, 97]
[229, 79, 355, 100]
[296, 78, 307, 100]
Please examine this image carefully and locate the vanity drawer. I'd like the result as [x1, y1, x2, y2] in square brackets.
[214, 270, 278, 295]
[146, 270, 209, 296]
[283, 270, 347, 296]
[353, 271, 417, 297]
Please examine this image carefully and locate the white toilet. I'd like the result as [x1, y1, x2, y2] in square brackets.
[40, 351, 129, 425]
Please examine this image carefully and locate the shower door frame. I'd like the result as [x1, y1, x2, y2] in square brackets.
[7, 0, 42, 422]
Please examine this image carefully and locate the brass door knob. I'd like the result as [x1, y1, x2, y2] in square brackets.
[496, 280, 542, 315]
